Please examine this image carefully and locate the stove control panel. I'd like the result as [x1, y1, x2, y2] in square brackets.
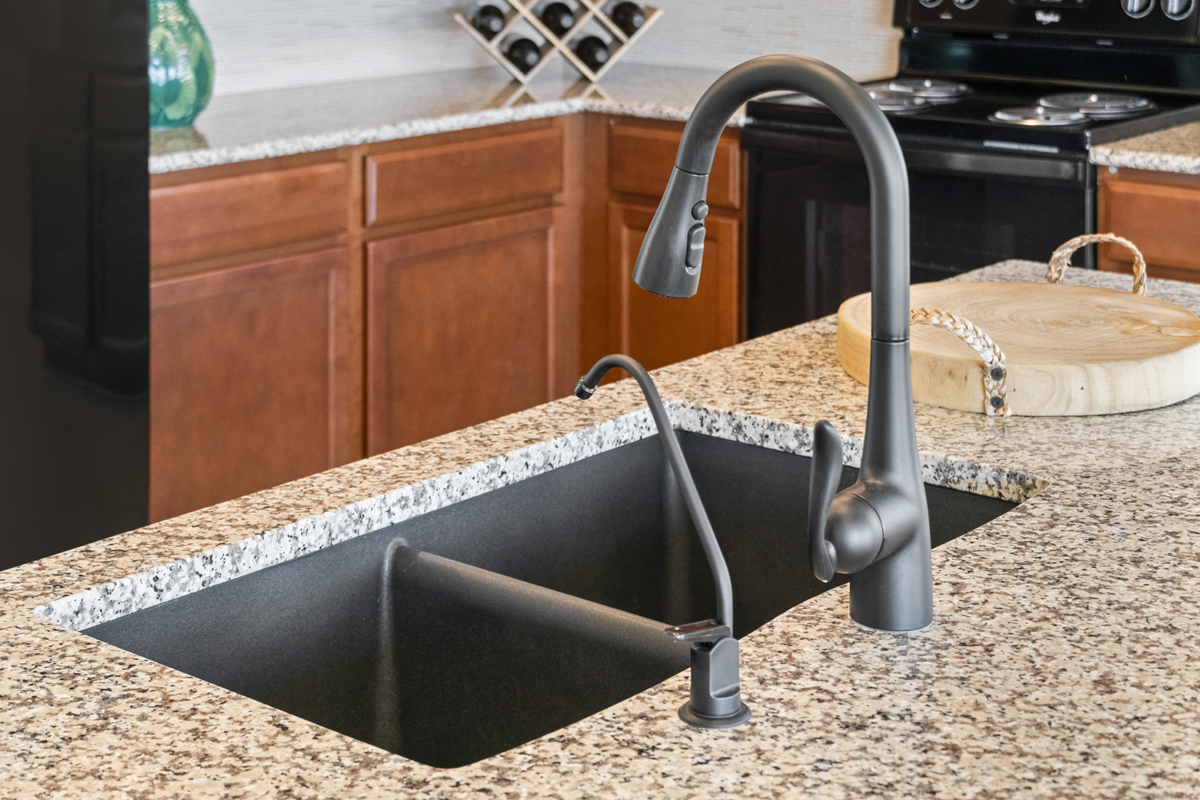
[896, 0, 1199, 41]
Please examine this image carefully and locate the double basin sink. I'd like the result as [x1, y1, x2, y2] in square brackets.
[83, 426, 1019, 768]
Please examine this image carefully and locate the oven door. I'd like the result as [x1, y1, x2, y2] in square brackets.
[742, 126, 1096, 338]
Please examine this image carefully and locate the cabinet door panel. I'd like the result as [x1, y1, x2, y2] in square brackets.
[150, 248, 352, 521]
[609, 123, 741, 210]
[608, 202, 740, 370]
[367, 208, 560, 454]
[1100, 172, 1200, 280]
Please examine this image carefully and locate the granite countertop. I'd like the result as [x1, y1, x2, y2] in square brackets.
[1091, 120, 1200, 175]
[149, 62, 733, 174]
[7, 261, 1200, 797]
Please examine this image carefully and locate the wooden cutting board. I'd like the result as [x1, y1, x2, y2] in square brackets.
[837, 281, 1200, 416]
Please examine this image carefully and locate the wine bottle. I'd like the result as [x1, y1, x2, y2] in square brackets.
[504, 36, 541, 73]
[575, 35, 610, 71]
[472, 4, 506, 40]
[540, 2, 576, 37]
[610, 1, 645, 36]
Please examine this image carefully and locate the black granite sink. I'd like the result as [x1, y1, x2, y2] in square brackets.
[85, 431, 1018, 768]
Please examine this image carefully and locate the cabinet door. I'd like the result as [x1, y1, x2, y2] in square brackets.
[150, 248, 352, 522]
[607, 202, 741, 371]
[1099, 169, 1200, 282]
[366, 208, 564, 455]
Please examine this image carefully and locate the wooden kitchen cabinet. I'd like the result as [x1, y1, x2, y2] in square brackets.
[148, 114, 743, 521]
[580, 116, 746, 373]
[365, 126, 564, 228]
[150, 160, 350, 268]
[1098, 167, 1200, 283]
[366, 207, 568, 454]
[150, 248, 353, 522]
[149, 118, 577, 520]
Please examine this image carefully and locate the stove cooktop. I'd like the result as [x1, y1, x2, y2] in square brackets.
[747, 75, 1200, 153]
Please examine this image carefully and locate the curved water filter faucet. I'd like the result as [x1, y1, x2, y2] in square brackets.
[576, 354, 751, 728]
[633, 55, 933, 633]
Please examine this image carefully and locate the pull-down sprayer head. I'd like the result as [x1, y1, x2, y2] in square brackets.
[631, 169, 711, 298]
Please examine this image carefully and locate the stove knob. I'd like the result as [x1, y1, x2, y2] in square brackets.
[919, 0, 943, 6]
[1122, 0, 1154, 17]
[1162, 0, 1196, 19]
[953, 0, 979, 8]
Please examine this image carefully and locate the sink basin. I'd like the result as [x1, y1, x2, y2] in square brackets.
[84, 430, 1019, 768]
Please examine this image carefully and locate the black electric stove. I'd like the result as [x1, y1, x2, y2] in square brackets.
[742, 0, 1200, 336]
[751, 75, 1200, 153]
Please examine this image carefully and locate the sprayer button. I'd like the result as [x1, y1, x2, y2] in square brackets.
[691, 201, 709, 220]
[686, 224, 706, 268]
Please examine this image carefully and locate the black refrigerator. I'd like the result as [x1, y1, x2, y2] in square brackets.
[1, 1, 150, 569]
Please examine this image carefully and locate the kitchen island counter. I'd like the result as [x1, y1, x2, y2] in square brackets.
[6, 262, 1200, 798]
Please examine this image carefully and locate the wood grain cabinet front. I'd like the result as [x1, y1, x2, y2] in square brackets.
[145, 115, 740, 521]
[365, 207, 571, 455]
[607, 202, 741, 371]
[1099, 167, 1200, 283]
[365, 126, 565, 229]
[150, 161, 350, 269]
[587, 118, 745, 373]
[608, 122, 742, 211]
[149, 248, 353, 522]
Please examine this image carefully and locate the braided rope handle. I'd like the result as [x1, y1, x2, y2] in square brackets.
[911, 308, 1012, 417]
[1045, 233, 1148, 296]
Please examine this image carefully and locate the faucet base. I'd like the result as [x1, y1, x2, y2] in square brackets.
[678, 701, 752, 729]
[848, 527, 933, 632]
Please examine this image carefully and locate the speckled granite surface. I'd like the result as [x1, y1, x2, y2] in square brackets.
[1091, 120, 1200, 174]
[149, 62, 732, 174]
[6, 261, 1200, 797]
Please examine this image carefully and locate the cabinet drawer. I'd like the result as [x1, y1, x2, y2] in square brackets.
[365, 127, 564, 228]
[151, 162, 349, 267]
[1101, 175, 1200, 271]
[609, 123, 741, 210]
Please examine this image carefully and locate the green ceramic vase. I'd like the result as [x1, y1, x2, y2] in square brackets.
[148, 0, 215, 129]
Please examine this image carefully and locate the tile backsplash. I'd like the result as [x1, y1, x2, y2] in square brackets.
[626, 0, 899, 80]
[191, 0, 899, 96]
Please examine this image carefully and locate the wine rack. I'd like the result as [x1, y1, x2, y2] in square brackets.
[453, 1, 662, 85]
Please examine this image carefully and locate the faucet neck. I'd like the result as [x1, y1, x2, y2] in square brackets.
[675, 55, 911, 344]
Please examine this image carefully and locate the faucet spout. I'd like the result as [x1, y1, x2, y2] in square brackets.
[634, 55, 910, 342]
[634, 55, 933, 632]
[577, 354, 751, 728]
[575, 354, 733, 630]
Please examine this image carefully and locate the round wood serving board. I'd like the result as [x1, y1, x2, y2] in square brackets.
[837, 281, 1200, 416]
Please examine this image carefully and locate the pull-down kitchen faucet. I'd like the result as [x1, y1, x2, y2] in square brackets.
[633, 55, 933, 632]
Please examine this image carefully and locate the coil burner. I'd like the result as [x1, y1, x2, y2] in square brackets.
[887, 77, 974, 104]
[866, 88, 930, 114]
[1038, 92, 1157, 120]
[988, 106, 1088, 126]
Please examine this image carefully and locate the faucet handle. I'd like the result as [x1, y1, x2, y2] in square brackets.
[665, 619, 732, 644]
[809, 420, 843, 583]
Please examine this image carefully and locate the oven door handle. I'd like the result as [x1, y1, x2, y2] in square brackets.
[901, 145, 1087, 183]
[741, 126, 1089, 183]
